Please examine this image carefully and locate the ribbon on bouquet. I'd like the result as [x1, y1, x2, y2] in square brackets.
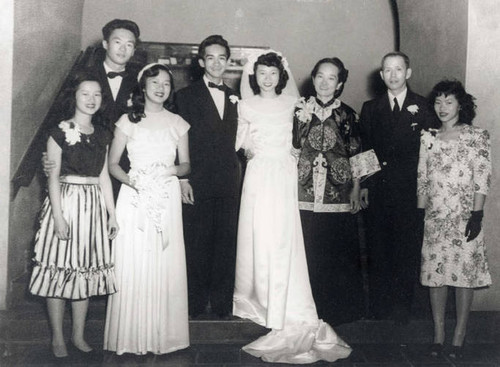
[132, 170, 179, 250]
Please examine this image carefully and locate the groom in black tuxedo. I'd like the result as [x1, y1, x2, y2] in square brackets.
[176, 35, 240, 319]
[359, 52, 438, 324]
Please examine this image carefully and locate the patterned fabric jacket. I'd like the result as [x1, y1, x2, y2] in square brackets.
[294, 97, 361, 212]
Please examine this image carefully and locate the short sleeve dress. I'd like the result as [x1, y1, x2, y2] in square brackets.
[418, 126, 492, 288]
[29, 121, 116, 299]
[104, 109, 190, 355]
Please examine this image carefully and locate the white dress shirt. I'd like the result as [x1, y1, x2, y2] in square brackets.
[203, 75, 225, 119]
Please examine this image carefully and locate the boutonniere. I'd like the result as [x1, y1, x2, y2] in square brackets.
[294, 97, 315, 124]
[126, 93, 133, 108]
[411, 122, 419, 131]
[59, 121, 81, 145]
[407, 104, 419, 115]
[229, 95, 239, 104]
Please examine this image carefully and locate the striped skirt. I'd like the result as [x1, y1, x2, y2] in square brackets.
[29, 181, 117, 299]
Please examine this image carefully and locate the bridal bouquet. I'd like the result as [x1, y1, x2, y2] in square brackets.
[129, 162, 172, 234]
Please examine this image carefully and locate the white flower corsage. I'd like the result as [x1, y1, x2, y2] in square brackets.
[229, 95, 239, 104]
[58, 121, 81, 145]
[295, 97, 315, 124]
[407, 104, 419, 115]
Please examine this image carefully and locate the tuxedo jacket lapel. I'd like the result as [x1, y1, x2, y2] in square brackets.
[97, 63, 114, 105]
[199, 82, 224, 123]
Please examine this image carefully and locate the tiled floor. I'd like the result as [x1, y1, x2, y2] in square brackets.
[2, 342, 499, 366]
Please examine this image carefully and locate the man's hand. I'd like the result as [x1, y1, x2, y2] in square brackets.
[180, 180, 194, 205]
[360, 188, 369, 209]
[350, 187, 361, 214]
[42, 152, 56, 177]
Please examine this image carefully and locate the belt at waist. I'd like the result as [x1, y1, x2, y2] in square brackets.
[60, 175, 99, 185]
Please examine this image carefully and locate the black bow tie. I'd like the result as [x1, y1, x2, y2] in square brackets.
[107, 71, 128, 79]
[208, 82, 227, 92]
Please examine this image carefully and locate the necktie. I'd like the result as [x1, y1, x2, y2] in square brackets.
[107, 71, 128, 79]
[393, 97, 400, 118]
[208, 82, 227, 92]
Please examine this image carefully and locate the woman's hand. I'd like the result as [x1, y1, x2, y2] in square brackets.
[53, 215, 69, 240]
[108, 215, 119, 240]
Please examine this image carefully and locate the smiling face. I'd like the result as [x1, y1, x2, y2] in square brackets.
[434, 93, 460, 125]
[313, 62, 343, 102]
[75, 81, 102, 116]
[380, 55, 411, 95]
[255, 65, 280, 95]
[143, 69, 171, 107]
[102, 28, 136, 69]
[198, 44, 228, 82]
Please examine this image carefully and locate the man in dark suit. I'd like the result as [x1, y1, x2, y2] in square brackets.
[359, 51, 437, 324]
[92, 19, 140, 197]
[176, 35, 240, 319]
[97, 19, 140, 130]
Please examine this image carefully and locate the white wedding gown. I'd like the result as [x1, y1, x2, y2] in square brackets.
[233, 94, 352, 364]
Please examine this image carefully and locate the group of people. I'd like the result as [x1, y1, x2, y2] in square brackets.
[28, 17, 492, 363]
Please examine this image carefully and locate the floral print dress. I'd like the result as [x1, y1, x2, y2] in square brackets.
[417, 126, 492, 288]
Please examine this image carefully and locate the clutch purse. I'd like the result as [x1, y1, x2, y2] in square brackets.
[349, 149, 381, 180]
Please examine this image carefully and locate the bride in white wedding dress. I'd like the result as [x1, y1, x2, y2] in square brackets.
[233, 51, 352, 364]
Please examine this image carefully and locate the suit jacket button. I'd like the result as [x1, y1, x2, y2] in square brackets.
[382, 161, 387, 166]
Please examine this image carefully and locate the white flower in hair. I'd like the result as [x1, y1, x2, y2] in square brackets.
[59, 121, 81, 145]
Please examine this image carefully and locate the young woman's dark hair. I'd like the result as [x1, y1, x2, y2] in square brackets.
[311, 57, 349, 99]
[102, 19, 140, 41]
[429, 79, 476, 126]
[249, 52, 289, 95]
[57, 69, 108, 128]
[128, 64, 176, 123]
[198, 34, 230, 59]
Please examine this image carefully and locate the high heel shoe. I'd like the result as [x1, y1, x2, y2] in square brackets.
[448, 345, 464, 360]
[429, 343, 443, 357]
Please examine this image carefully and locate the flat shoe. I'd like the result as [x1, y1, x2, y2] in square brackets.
[430, 343, 443, 357]
[448, 345, 464, 359]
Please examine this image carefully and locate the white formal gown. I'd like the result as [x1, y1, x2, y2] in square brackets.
[233, 94, 352, 364]
[104, 111, 190, 355]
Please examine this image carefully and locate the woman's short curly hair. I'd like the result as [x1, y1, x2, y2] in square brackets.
[429, 79, 476, 125]
[311, 57, 349, 98]
[249, 52, 289, 95]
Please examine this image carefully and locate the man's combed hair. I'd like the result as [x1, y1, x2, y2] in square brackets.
[102, 19, 140, 41]
[198, 35, 230, 59]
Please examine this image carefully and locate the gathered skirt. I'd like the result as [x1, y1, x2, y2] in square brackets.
[103, 180, 189, 355]
[29, 182, 116, 300]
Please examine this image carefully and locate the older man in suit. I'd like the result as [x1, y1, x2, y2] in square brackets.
[176, 35, 240, 319]
[359, 51, 437, 324]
